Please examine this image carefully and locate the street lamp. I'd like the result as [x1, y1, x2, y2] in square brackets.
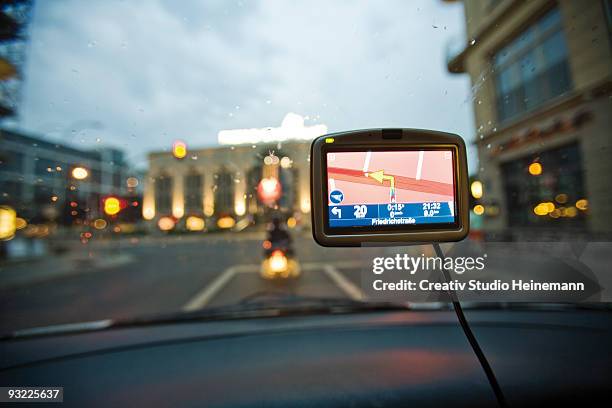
[71, 166, 89, 180]
[528, 162, 542, 176]
[470, 180, 483, 199]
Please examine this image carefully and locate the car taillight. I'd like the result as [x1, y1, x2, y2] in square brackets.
[269, 250, 288, 272]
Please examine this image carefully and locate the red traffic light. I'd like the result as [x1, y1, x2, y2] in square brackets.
[257, 177, 282, 205]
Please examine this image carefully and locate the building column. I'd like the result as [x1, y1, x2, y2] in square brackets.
[142, 174, 155, 221]
[580, 100, 612, 234]
[296, 160, 310, 214]
[203, 170, 215, 217]
[234, 167, 247, 217]
[172, 170, 184, 219]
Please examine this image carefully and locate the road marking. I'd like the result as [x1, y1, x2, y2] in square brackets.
[182, 266, 239, 311]
[329, 178, 336, 191]
[303, 260, 363, 270]
[363, 150, 372, 173]
[97, 253, 134, 269]
[323, 264, 364, 301]
[416, 150, 424, 180]
[182, 260, 365, 310]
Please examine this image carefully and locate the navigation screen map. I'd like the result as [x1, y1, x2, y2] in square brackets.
[326, 150, 456, 228]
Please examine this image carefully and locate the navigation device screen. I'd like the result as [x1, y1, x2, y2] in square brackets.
[326, 150, 456, 228]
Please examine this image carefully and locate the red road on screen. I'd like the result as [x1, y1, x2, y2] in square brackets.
[327, 167, 454, 196]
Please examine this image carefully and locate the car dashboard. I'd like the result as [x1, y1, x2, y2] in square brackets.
[1, 308, 611, 407]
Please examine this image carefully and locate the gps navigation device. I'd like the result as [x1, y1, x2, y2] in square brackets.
[310, 129, 469, 246]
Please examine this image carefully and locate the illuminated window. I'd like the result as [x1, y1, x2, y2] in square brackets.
[502, 143, 585, 227]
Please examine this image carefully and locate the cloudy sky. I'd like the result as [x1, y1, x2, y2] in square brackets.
[14, 0, 475, 169]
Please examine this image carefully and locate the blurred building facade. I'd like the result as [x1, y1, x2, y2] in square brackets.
[447, 0, 612, 238]
[0, 129, 133, 226]
[143, 114, 320, 231]
[144, 142, 311, 231]
[0, 0, 32, 119]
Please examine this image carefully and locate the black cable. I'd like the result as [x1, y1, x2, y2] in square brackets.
[432, 243, 507, 407]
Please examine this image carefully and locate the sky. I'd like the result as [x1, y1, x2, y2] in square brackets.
[12, 0, 475, 170]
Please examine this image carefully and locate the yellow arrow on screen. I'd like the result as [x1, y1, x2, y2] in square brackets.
[366, 169, 395, 190]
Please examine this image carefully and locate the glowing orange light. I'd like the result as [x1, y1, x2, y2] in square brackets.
[263, 240, 272, 250]
[172, 140, 187, 159]
[286, 217, 297, 228]
[576, 199, 588, 211]
[217, 216, 235, 229]
[564, 206, 578, 218]
[0, 206, 17, 240]
[126, 177, 139, 188]
[15, 217, 27, 230]
[72, 166, 89, 180]
[533, 202, 554, 216]
[104, 197, 121, 215]
[158, 216, 175, 231]
[257, 177, 282, 205]
[528, 162, 542, 176]
[186, 216, 205, 231]
[93, 219, 107, 229]
[269, 250, 288, 272]
[470, 181, 483, 199]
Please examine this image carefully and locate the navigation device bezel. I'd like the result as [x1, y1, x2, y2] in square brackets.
[310, 129, 470, 246]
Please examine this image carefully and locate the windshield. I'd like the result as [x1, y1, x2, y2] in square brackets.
[1, 0, 611, 333]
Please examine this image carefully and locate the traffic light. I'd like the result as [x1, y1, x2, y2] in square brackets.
[104, 197, 121, 215]
[172, 140, 187, 159]
[469, 178, 483, 213]
[101, 196, 141, 222]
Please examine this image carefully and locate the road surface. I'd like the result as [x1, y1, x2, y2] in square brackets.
[0, 232, 608, 333]
[0, 232, 365, 332]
